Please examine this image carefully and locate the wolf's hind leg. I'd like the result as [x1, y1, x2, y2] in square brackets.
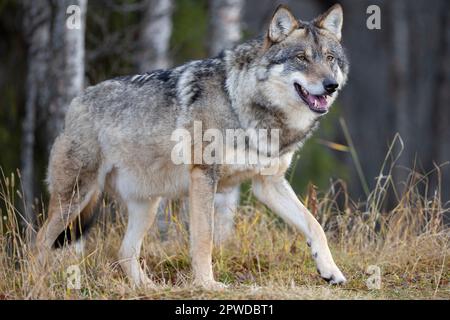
[214, 186, 239, 246]
[119, 197, 161, 287]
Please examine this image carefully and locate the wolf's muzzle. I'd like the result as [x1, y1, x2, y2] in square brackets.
[323, 79, 339, 94]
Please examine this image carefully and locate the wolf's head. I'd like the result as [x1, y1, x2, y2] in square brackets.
[251, 4, 349, 117]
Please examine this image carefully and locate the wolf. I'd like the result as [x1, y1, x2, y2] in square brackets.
[35, 4, 349, 289]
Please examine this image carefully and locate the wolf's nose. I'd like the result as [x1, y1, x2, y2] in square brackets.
[323, 79, 339, 94]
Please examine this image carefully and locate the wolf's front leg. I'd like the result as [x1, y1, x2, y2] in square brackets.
[189, 167, 225, 290]
[252, 175, 346, 284]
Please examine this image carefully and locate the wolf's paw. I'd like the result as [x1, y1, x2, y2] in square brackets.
[316, 265, 346, 285]
[131, 273, 157, 290]
[194, 279, 228, 291]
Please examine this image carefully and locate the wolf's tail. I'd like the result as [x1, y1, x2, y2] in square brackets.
[53, 194, 99, 248]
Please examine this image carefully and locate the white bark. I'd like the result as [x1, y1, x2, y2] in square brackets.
[47, 0, 87, 146]
[21, 0, 51, 233]
[208, 0, 243, 56]
[136, 0, 174, 72]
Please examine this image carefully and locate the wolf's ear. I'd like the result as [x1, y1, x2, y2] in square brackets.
[315, 4, 343, 41]
[268, 5, 299, 43]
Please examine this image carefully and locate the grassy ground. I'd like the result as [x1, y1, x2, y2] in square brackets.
[0, 165, 448, 300]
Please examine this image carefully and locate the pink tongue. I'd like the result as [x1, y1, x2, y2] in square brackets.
[307, 95, 327, 109]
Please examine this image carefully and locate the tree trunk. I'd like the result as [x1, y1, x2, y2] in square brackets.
[135, 0, 174, 72]
[208, 0, 243, 56]
[21, 0, 51, 235]
[433, 2, 450, 201]
[47, 0, 87, 148]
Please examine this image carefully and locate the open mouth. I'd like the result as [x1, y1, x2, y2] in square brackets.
[294, 83, 329, 114]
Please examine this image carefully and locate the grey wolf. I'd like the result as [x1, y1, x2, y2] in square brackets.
[35, 4, 349, 289]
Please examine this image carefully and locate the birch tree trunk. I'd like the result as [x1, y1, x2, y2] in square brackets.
[135, 0, 174, 72]
[47, 0, 87, 147]
[21, 0, 51, 235]
[208, 0, 243, 56]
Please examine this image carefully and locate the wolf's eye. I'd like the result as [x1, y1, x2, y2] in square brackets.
[296, 54, 307, 62]
[327, 55, 335, 62]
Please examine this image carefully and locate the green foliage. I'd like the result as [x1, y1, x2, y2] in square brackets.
[0, 0, 24, 175]
[0, 84, 21, 174]
[171, 0, 208, 64]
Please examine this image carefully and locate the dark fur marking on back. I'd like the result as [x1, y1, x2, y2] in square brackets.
[115, 69, 174, 87]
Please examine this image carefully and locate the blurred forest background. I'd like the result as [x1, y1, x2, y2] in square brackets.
[0, 0, 449, 229]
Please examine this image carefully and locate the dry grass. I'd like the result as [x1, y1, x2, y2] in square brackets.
[0, 141, 449, 299]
